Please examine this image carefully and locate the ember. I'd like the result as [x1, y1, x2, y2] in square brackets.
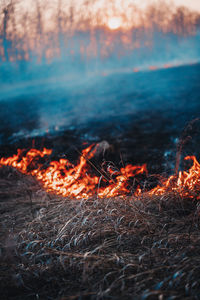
[0, 145, 200, 200]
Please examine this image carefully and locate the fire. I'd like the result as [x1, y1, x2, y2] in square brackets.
[150, 156, 200, 199]
[0, 145, 200, 200]
[0, 145, 147, 199]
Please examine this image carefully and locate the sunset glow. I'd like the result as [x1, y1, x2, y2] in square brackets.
[108, 17, 122, 30]
[1, 0, 200, 66]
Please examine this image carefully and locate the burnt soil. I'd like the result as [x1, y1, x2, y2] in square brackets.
[1, 63, 200, 176]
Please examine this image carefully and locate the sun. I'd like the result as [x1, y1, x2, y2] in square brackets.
[108, 17, 122, 30]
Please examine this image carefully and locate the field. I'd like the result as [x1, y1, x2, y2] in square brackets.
[1, 2, 200, 296]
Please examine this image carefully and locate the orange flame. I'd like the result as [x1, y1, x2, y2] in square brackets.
[0, 146, 200, 199]
[150, 156, 200, 199]
[0, 145, 147, 199]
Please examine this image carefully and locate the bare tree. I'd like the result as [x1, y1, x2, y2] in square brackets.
[1, 2, 12, 61]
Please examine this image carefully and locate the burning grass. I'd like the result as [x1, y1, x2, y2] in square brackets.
[1, 143, 200, 201]
[0, 165, 200, 299]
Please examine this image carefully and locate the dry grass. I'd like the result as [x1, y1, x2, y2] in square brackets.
[0, 166, 200, 300]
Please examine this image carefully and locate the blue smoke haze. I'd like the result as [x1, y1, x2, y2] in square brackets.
[0, 24, 200, 147]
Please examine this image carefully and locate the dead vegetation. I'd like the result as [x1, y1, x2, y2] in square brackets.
[0, 166, 200, 300]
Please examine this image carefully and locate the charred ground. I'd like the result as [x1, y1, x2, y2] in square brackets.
[1, 63, 200, 176]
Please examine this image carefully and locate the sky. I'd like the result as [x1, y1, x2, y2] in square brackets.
[15, 0, 200, 27]
[173, 0, 200, 11]
[134, 0, 200, 11]
[15, 0, 200, 13]
[2, 0, 200, 34]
